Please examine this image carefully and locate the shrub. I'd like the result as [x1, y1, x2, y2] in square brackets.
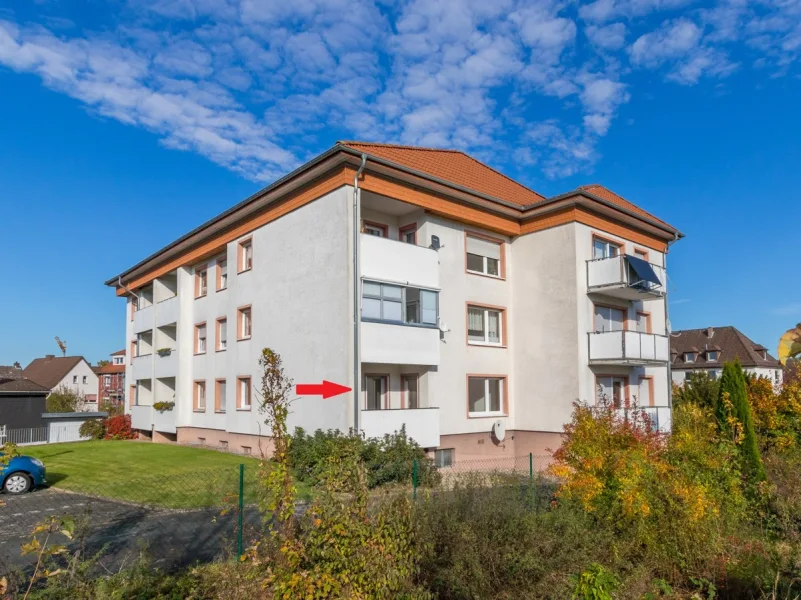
[46, 386, 85, 413]
[78, 419, 104, 440]
[288, 426, 438, 488]
[104, 414, 137, 440]
[99, 399, 123, 417]
[674, 371, 719, 409]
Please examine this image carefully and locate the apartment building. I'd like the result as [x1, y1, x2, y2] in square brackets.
[106, 142, 681, 461]
[671, 326, 783, 386]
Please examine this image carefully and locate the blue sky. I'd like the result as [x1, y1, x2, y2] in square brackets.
[1, 0, 799, 366]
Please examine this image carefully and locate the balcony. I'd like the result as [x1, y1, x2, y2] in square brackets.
[588, 331, 669, 365]
[130, 405, 152, 431]
[155, 295, 179, 327]
[360, 407, 440, 448]
[153, 406, 176, 434]
[154, 349, 177, 378]
[587, 255, 665, 300]
[361, 233, 439, 289]
[131, 354, 152, 380]
[361, 321, 440, 366]
[133, 304, 153, 333]
[619, 406, 672, 433]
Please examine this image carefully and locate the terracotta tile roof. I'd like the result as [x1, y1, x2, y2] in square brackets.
[0, 378, 50, 393]
[23, 356, 85, 390]
[96, 364, 125, 375]
[0, 365, 23, 380]
[110, 349, 126, 356]
[671, 326, 782, 370]
[579, 184, 675, 230]
[339, 141, 546, 206]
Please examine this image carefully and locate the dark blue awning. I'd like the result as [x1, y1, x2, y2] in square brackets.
[626, 255, 661, 289]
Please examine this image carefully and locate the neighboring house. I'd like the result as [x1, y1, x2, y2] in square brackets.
[671, 327, 783, 386]
[106, 141, 682, 461]
[0, 362, 23, 380]
[23, 355, 99, 405]
[96, 350, 126, 405]
[0, 377, 49, 430]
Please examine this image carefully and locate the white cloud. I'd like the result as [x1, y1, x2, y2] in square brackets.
[585, 22, 627, 50]
[630, 19, 702, 67]
[579, 0, 693, 23]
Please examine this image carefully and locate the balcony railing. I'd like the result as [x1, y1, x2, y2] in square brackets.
[587, 254, 665, 300]
[360, 233, 439, 290]
[619, 406, 672, 433]
[360, 407, 440, 448]
[588, 330, 669, 365]
[361, 321, 440, 366]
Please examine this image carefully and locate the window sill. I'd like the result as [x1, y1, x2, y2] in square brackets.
[237, 267, 252, 274]
[216, 287, 227, 293]
[193, 409, 206, 413]
[214, 410, 226, 414]
[216, 348, 227, 353]
[194, 352, 206, 356]
[236, 407, 252, 411]
[468, 412, 506, 419]
[466, 269, 504, 281]
[468, 341, 506, 349]
[195, 294, 207, 300]
[360, 318, 439, 330]
[237, 336, 252, 342]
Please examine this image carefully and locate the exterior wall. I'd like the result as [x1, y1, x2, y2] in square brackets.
[673, 366, 783, 386]
[98, 372, 125, 402]
[0, 394, 47, 429]
[55, 360, 99, 404]
[176, 426, 274, 456]
[437, 430, 562, 463]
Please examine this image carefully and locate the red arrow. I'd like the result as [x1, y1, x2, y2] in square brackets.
[296, 380, 352, 399]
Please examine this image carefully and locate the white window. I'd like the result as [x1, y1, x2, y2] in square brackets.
[104, 375, 111, 385]
[709, 370, 718, 380]
[434, 448, 454, 468]
[706, 350, 718, 361]
[685, 352, 695, 363]
[636, 313, 649, 333]
[776, 370, 781, 383]
[196, 324, 207, 353]
[218, 259, 228, 290]
[239, 239, 252, 272]
[238, 377, 251, 409]
[195, 381, 206, 410]
[597, 376, 627, 408]
[217, 318, 227, 350]
[402, 374, 418, 409]
[238, 307, 252, 339]
[196, 269, 207, 297]
[364, 223, 386, 237]
[82, 376, 87, 384]
[364, 375, 386, 410]
[466, 235, 501, 277]
[362, 282, 438, 325]
[73, 375, 78, 384]
[593, 237, 621, 259]
[594, 305, 625, 332]
[468, 377, 504, 416]
[113, 356, 123, 365]
[467, 306, 502, 345]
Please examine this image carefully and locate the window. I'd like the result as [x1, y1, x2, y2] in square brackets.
[363, 221, 387, 237]
[195, 323, 207, 354]
[465, 233, 503, 277]
[634, 248, 649, 261]
[215, 379, 226, 412]
[709, 370, 718, 380]
[638, 377, 653, 407]
[195, 267, 208, 298]
[593, 236, 621, 259]
[362, 281, 438, 325]
[217, 258, 228, 291]
[82, 375, 87, 384]
[706, 350, 718, 361]
[113, 356, 123, 365]
[402, 374, 419, 409]
[635, 311, 650, 333]
[467, 376, 505, 416]
[364, 375, 387, 410]
[104, 375, 111, 386]
[399, 223, 417, 244]
[216, 318, 227, 351]
[194, 381, 206, 411]
[597, 376, 627, 408]
[238, 239, 252, 273]
[237, 377, 251, 409]
[594, 305, 625, 332]
[776, 370, 781, 383]
[238, 306, 252, 340]
[467, 305, 504, 345]
[435, 448, 454, 468]
[73, 375, 78, 384]
[684, 352, 695, 363]
[130, 340, 136, 362]
[130, 384, 136, 406]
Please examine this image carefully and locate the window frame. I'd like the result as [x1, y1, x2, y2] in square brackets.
[593, 303, 628, 333]
[466, 303, 506, 347]
[706, 350, 718, 362]
[237, 238, 253, 273]
[464, 231, 505, 279]
[236, 376, 252, 410]
[591, 233, 622, 260]
[684, 352, 695, 363]
[216, 317, 228, 352]
[194, 380, 207, 412]
[361, 281, 439, 327]
[401, 374, 419, 409]
[195, 266, 208, 299]
[434, 448, 454, 468]
[215, 378, 226, 413]
[363, 373, 389, 410]
[399, 223, 417, 244]
[129, 384, 136, 406]
[466, 374, 508, 418]
[362, 220, 388, 237]
[595, 375, 629, 408]
[635, 311, 651, 334]
[216, 257, 228, 291]
[638, 376, 654, 407]
[237, 305, 252, 341]
[194, 322, 207, 355]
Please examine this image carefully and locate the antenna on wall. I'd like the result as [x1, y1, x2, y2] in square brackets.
[55, 336, 67, 357]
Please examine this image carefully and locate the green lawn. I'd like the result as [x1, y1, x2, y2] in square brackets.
[25, 440, 273, 509]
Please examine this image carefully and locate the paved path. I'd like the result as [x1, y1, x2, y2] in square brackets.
[1, 487, 262, 572]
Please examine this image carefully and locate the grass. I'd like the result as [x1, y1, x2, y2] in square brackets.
[24, 440, 310, 509]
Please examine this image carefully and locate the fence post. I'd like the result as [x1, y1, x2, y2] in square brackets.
[412, 458, 418, 501]
[237, 464, 245, 557]
[529, 453, 534, 511]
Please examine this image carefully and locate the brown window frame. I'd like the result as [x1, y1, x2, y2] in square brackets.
[193, 380, 207, 412]
[215, 378, 227, 413]
[236, 376, 252, 410]
[401, 374, 419, 409]
[464, 231, 506, 279]
[363, 373, 389, 410]
[194, 322, 207, 355]
[195, 266, 208, 299]
[215, 317, 228, 351]
[362, 220, 388, 237]
[216, 257, 228, 291]
[399, 222, 417, 244]
[237, 305, 252, 341]
[237, 238, 253, 273]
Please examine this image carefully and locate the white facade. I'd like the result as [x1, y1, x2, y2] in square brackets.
[120, 172, 675, 458]
[55, 359, 99, 406]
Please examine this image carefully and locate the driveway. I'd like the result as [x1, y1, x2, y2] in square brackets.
[0, 487, 262, 572]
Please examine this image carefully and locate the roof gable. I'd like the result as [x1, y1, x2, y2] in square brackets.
[670, 326, 781, 369]
[579, 184, 673, 230]
[23, 356, 86, 389]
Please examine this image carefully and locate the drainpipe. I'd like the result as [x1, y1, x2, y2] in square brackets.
[353, 154, 367, 433]
[118, 276, 139, 306]
[664, 231, 680, 414]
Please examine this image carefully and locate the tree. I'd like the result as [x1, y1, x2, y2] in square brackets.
[716, 361, 766, 483]
[96, 359, 111, 368]
[46, 386, 85, 413]
[674, 371, 719, 409]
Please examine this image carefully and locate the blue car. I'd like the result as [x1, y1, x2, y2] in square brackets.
[1, 454, 46, 494]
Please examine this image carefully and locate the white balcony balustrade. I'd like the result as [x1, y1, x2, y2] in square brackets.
[588, 330, 669, 365]
[587, 254, 665, 300]
[360, 233, 439, 289]
[360, 407, 440, 448]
